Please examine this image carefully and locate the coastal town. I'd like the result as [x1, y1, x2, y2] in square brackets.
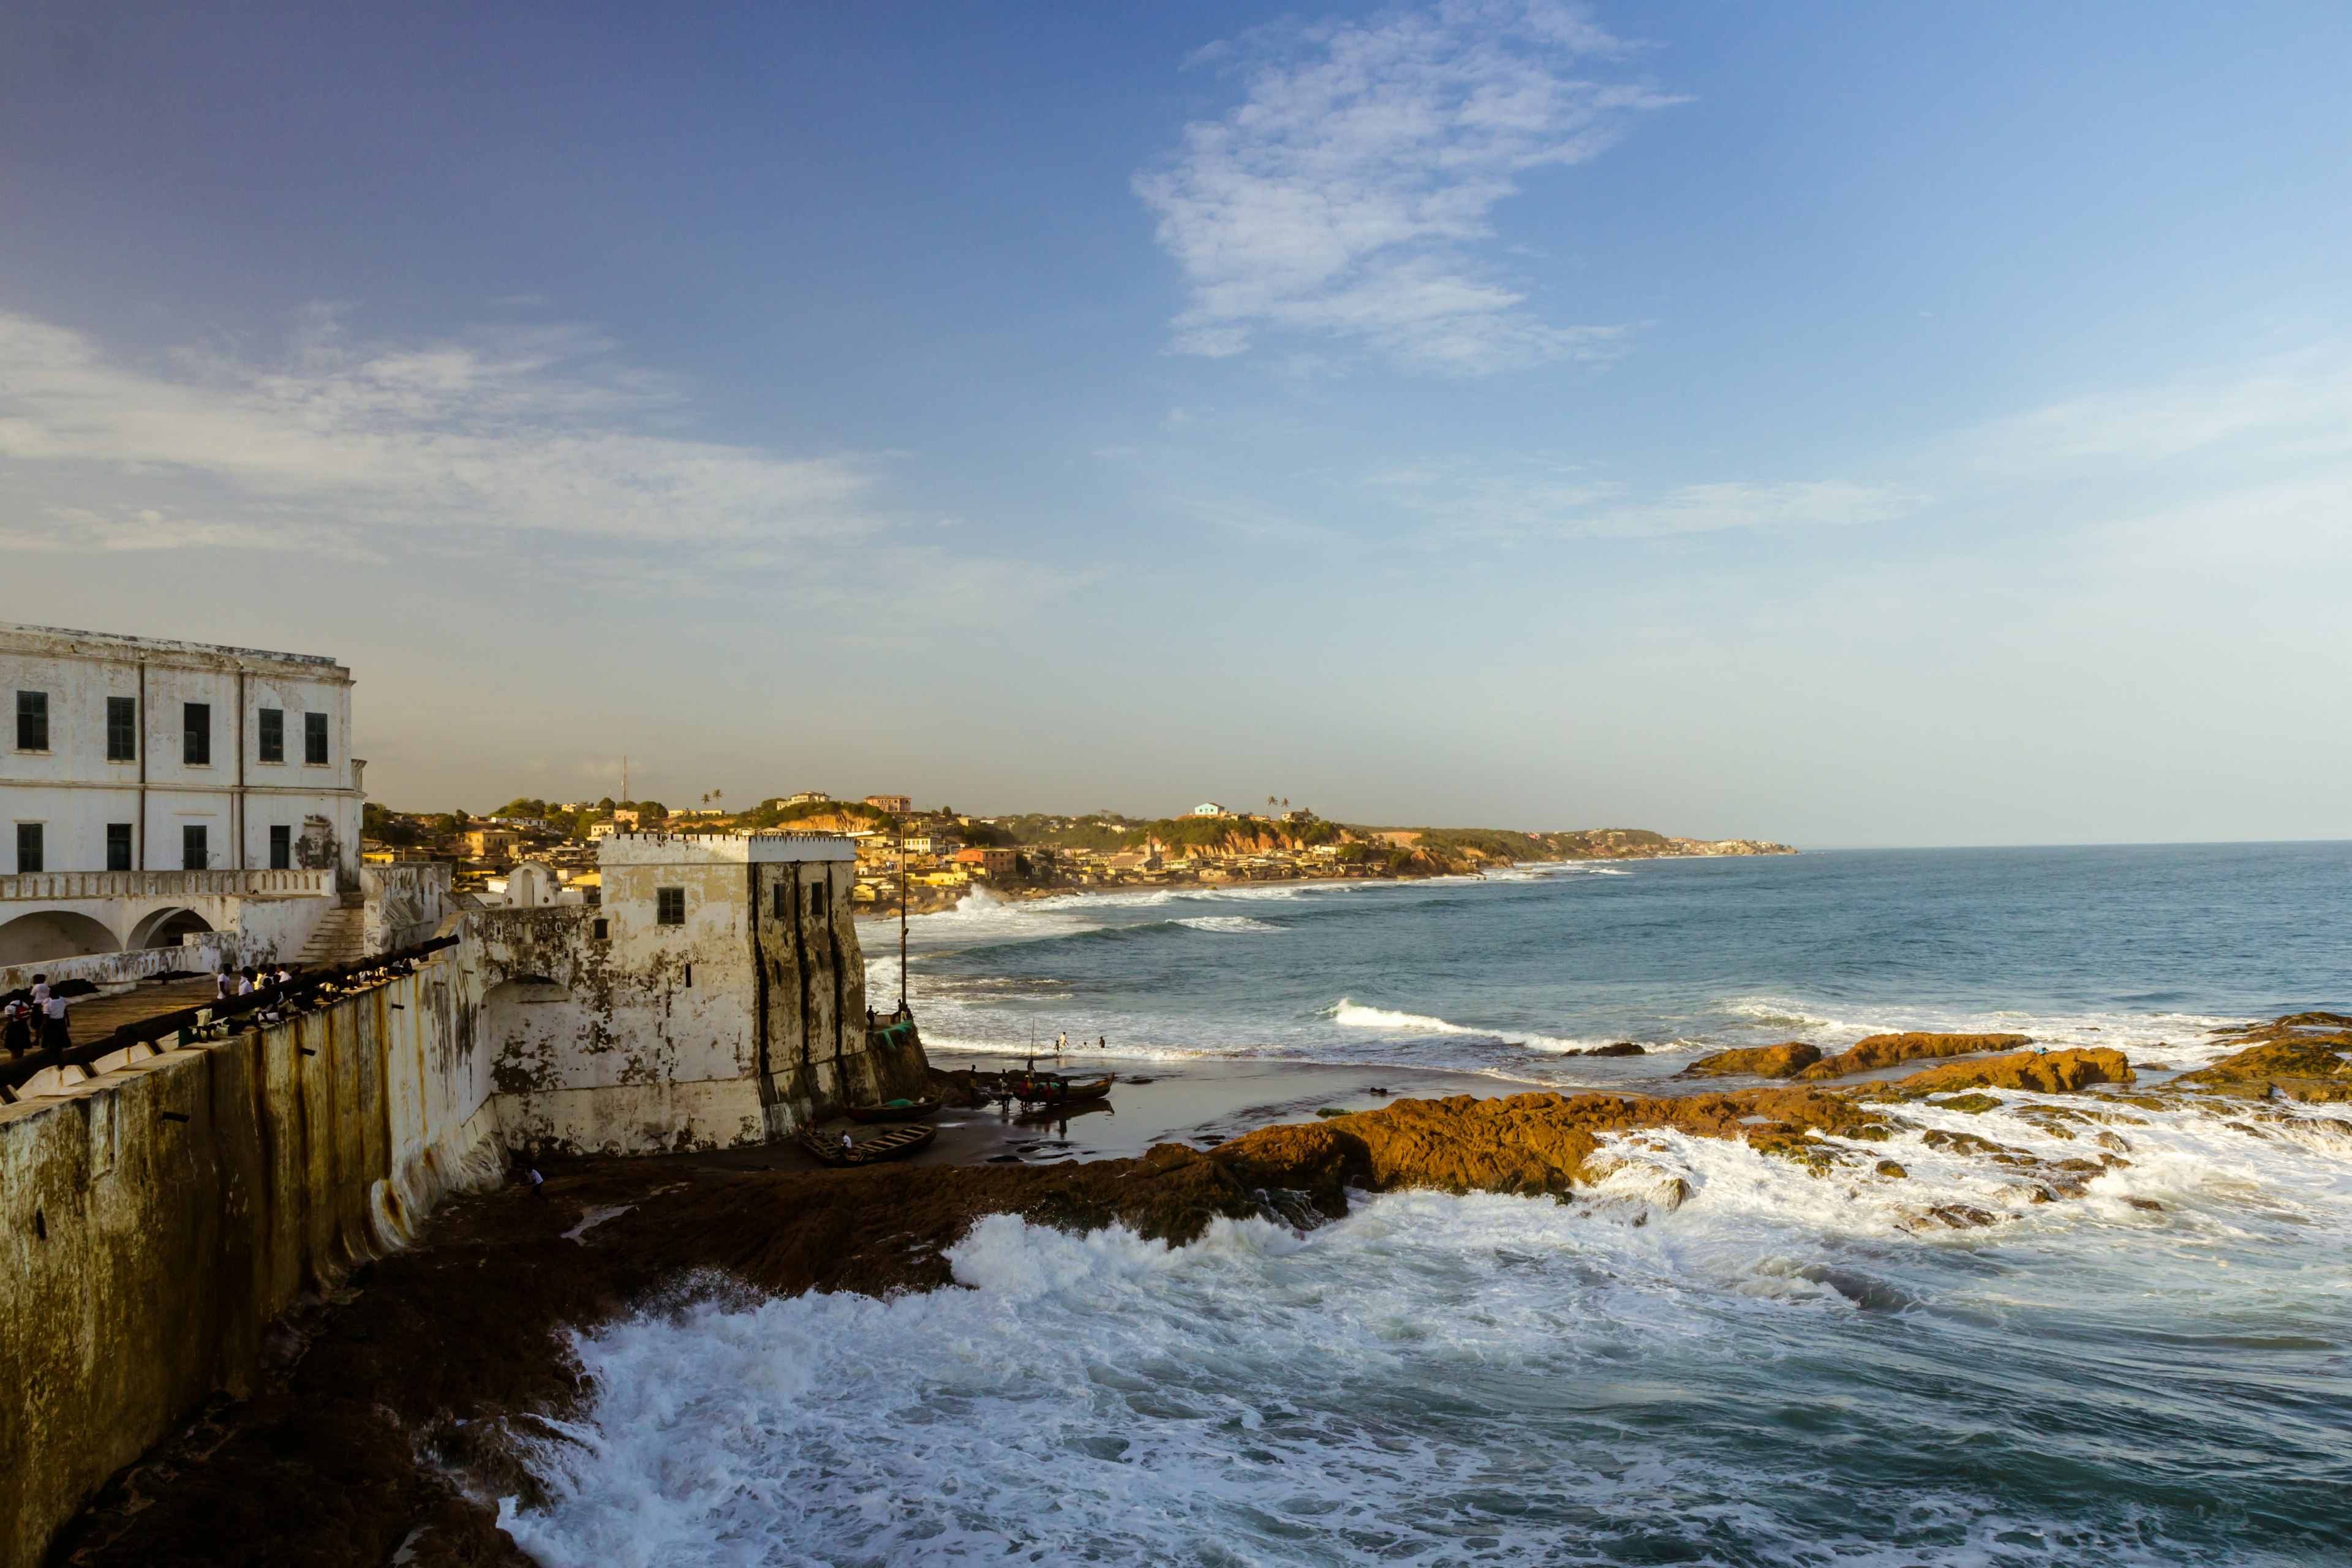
[366, 791, 1795, 915]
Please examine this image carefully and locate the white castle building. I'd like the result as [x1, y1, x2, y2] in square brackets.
[0, 624, 431, 979]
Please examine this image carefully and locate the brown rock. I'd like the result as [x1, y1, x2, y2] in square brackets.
[1875, 1159, 1908, 1178]
[1679, 1042, 1822, 1079]
[1798, 1031, 2033, 1080]
[1898, 1047, 2134, 1095]
[1215, 1085, 1890, 1199]
[2174, 1038, 2352, 1099]
[1590, 1041, 1646, 1057]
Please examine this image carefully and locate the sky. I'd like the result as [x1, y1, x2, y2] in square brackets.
[2, 1, 2348, 846]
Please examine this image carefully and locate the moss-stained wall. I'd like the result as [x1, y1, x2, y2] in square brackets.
[0, 835, 930, 1561]
[476, 844, 922, 1152]
[0, 955, 501, 1567]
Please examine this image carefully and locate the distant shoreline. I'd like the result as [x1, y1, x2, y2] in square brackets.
[857, 849, 1798, 919]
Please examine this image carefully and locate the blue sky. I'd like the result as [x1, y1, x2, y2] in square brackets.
[3, 1, 2348, 844]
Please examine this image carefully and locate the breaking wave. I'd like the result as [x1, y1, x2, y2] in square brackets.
[503, 1080, 2352, 1567]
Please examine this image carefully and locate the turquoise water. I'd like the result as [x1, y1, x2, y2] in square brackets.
[509, 845, 2352, 1565]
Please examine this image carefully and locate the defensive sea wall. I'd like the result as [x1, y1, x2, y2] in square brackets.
[1, 887, 932, 1564]
[0, 951, 500, 1568]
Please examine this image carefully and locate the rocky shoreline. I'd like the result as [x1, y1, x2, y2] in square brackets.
[50, 1012, 2351, 1566]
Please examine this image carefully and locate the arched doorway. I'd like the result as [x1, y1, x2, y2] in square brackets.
[129, 907, 215, 951]
[0, 910, 123, 966]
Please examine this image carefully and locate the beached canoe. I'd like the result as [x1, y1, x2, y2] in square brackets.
[843, 1097, 940, 1123]
[797, 1122, 937, 1167]
[1014, 1074, 1114, 1106]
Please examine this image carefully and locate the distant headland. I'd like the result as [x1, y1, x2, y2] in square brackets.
[363, 793, 1794, 914]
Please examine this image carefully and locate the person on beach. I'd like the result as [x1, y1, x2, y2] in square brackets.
[3, 1000, 30, 1058]
[40, 992, 69, 1052]
[526, 1167, 548, 1202]
[216, 970, 236, 1001]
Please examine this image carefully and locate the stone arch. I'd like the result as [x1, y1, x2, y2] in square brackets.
[128, 907, 216, 951]
[0, 910, 123, 966]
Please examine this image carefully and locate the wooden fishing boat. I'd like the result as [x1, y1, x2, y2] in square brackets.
[1014, 1073, 1114, 1107]
[843, 1096, 940, 1123]
[797, 1121, 937, 1167]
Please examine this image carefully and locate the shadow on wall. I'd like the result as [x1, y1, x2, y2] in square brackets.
[0, 911, 120, 966]
[126, 908, 213, 951]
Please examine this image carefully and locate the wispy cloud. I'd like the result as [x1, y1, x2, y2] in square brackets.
[1370, 463, 1925, 539]
[0, 309, 889, 563]
[1135, 0, 1674, 374]
[1958, 343, 2352, 475]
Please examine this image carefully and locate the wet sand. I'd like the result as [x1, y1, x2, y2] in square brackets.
[659, 1054, 1501, 1176]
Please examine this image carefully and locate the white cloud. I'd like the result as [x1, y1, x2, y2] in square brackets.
[1959, 344, 2352, 475]
[0, 309, 889, 562]
[1134, 0, 1673, 374]
[1370, 463, 1925, 539]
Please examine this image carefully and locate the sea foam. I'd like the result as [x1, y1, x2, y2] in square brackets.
[503, 1090, 2352, 1567]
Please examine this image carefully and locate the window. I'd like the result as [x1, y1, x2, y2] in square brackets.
[107, 697, 137, 761]
[257, 707, 284, 763]
[183, 824, 208, 870]
[810, 880, 830, 920]
[304, 711, 329, 766]
[107, 823, 132, 871]
[183, 703, 211, 766]
[15, 823, 42, 873]
[657, 887, 685, 925]
[15, 691, 47, 752]
[270, 824, 292, 869]
[774, 884, 790, 920]
[591, 917, 609, 940]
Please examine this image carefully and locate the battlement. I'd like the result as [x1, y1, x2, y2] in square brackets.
[595, 831, 854, 866]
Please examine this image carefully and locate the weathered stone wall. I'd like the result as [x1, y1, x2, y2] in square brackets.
[362, 861, 452, 955]
[0, 838, 930, 1560]
[0, 952, 501, 1567]
[472, 854, 915, 1153]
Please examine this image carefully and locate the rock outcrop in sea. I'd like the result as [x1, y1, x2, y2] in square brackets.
[1796, 1030, 2034, 1080]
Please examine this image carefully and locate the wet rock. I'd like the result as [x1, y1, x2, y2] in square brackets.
[2173, 1020, 2352, 1102]
[1874, 1159, 1908, 1178]
[1216, 1085, 1890, 1199]
[1678, 1042, 1822, 1079]
[1797, 1031, 2034, 1081]
[1591, 1042, 1646, 1058]
[1927, 1092, 2004, 1113]
[1897, 1047, 2134, 1095]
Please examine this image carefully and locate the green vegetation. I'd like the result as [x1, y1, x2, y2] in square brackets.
[740, 797, 894, 831]
[1409, 827, 1555, 862]
[362, 802, 419, 845]
[994, 814, 1137, 851]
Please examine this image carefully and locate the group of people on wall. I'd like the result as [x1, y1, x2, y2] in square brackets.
[2, 974, 73, 1057]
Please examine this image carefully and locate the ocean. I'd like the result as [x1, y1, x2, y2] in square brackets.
[505, 844, 2352, 1565]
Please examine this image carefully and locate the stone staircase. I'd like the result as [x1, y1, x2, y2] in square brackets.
[295, 901, 365, 969]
